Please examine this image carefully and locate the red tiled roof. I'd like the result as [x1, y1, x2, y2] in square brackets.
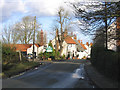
[9, 44, 39, 52]
[90, 43, 93, 46]
[65, 36, 76, 44]
[80, 43, 87, 50]
[86, 42, 89, 46]
[78, 40, 87, 50]
[29, 44, 40, 47]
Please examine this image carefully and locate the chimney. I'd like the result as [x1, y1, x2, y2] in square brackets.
[86, 42, 89, 46]
[40, 29, 44, 46]
[64, 28, 68, 38]
[78, 40, 80, 43]
[90, 43, 93, 46]
[74, 34, 77, 40]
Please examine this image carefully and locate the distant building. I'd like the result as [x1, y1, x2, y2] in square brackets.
[51, 29, 93, 59]
[107, 17, 120, 52]
[9, 44, 40, 57]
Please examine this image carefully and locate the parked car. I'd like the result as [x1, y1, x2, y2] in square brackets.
[27, 54, 33, 59]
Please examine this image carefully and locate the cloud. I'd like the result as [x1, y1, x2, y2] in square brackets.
[1, 0, 98, 22]
[25, 0, 76, 16]
[1, 0, 78, 22]
[1, 0, 27, 22]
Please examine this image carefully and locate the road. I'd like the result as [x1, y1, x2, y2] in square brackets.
[2, 59, 96, 88]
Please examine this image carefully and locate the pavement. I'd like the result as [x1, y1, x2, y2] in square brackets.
[84, 61, 119, 88]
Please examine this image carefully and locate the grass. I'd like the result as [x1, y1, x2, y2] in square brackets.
[2, 61, 40, 78]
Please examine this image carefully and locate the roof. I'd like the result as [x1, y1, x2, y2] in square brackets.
[9, 44, 40, 52]
[80, 43, 87, 50]
[64, 36, 76, 44]
[74, 39, 85, 51]
[77, 40, 87, 50]
[90, 43, 93, 46]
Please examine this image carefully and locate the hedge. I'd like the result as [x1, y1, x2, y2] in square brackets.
[91, 46, 119, 82]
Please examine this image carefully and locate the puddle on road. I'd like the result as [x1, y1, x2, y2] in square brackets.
[71, 64, 96, 88]
[72, 64, 85, 79]
[50, 64, 93, 88]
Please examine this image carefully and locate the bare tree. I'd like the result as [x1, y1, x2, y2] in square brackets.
[14, 16, 40, 44]
[56, 7, 71, 56]
[2, 24, 12, 44]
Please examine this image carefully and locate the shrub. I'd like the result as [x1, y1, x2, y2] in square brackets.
[61, 54, 65, 59]
[2, 45, 20, 64]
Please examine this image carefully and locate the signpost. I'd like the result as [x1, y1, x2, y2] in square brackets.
[46, 46, 53, 52]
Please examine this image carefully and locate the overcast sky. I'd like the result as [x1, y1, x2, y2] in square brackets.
[0, 0, 95, 43]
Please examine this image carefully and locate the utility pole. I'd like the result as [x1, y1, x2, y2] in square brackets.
[33, 16, 36, 61]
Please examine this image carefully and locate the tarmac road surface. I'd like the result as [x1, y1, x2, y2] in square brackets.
[2, 59, 95, 88]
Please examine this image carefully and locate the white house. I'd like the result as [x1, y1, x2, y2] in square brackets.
[107, 21, 117, 51]
[51, 32, 92, 59]
[61, 36, 77, 59]
[38, 44, 48, 54]
[27, 44, 40, 57]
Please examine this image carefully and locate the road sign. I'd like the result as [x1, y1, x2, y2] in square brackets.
[46, 46, 53, 52]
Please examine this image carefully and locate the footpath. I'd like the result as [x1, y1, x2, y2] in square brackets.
[84, 61, 119, 88]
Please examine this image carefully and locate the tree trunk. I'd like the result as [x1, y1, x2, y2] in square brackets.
[19, 50, 22, 61]
[59, 42, 63, 56]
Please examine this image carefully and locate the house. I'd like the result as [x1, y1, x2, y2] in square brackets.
[38, 44, 48, 54]
[107, 21, 117, 51]
[51, 29, 93, 59]
[9, 44, 40, 57]
[107, 17, 120, 51]
[27, 44, 40, 57]
[61, 35, 77, 59]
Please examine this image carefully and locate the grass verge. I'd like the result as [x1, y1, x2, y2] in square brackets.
[2, 61, 40, 78]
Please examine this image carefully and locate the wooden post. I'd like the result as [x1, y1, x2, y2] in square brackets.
[19, 50, 22, 61]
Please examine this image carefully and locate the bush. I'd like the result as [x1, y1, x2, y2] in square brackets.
[39, 49, 59, 60]
[61, 54, 65, 59]
[2, 45, 20, 64]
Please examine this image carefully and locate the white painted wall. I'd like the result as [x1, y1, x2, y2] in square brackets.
[38, 46, 44, 54]
[27, 45, 38, 56]
[61, 41, 67, 56]
[107, 22, 117, 51]
[77, 51, 86, 59]
[108, 39, 117, 51]
[76, 45, 91, 59]
[84, 45, 91, 55]
[51, 39, 55, 49]
[67, 43, 77, 59]
[38, 44, 48, 54]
